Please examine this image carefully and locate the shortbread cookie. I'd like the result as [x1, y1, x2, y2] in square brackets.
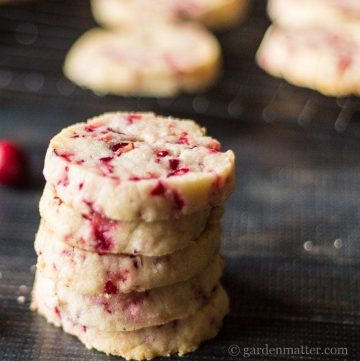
[268, 0, 360, 42]
[31, 280, 229, 361]
[43, 112, 235, 222]
[91, 0, 249, 30]
[256, 26, 360, 97]
[40, 184, 220, 256]
[64, 25, 221, 97]
[35, 219, 221, 294]
[34, 255, 223, 331]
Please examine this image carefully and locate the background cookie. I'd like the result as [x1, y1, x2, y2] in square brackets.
[256, 26, 360, 97]
[91, 0, 249, 30]
[64, 25, 221, 97]
[268, 0, 360, 42]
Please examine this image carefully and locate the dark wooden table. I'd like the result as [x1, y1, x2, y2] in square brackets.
[1, 1, 360, 360]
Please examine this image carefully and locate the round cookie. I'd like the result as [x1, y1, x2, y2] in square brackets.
[91, 0, 249, 31]
[34, 255, 223, 331]
[256, 26, 360, 97]
[268, 0, 360, 42]
[40, 183, 220, 256]
[31, 280, 229, 360]
[35, 219, 221, 294]
[64, 25, 221, 97]
[43, 112, 235, 222]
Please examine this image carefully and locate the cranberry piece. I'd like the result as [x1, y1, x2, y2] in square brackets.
[0, 140, 27, 186]
[156, 150, 169, 157]
[54, 149, 74, 163]
[169, 159, 179, 170]
[126, 114, 142, 124]
[104, 280, 117, 294]
[168, 168, 189, 177]
[177, 132, 189, 145]
[151, 181, 165, 196]
[111, 143, 128, 152]
[54, 306, 61, 319]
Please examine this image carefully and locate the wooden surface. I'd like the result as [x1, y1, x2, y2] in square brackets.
[0, 1, 360, 360]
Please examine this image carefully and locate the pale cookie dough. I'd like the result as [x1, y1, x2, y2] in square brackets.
[91, 0, 249, 31]
[64, 25, 221, 97]
[268, 0, 360, 42]
[34, 254, 223, 331]
[35, 218, 221, 294]
[257, 26, 360, 97]
[31, 280, 229, 360]
[40, 183, 220, 255]
[43, 112, 235, 222]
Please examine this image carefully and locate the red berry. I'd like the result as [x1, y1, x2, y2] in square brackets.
[0, 141, 26, 186]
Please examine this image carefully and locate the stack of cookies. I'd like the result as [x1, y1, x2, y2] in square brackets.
[64, 0, 249, 97]
[31, 112, 235, 360]
[257, 0, 360, 97]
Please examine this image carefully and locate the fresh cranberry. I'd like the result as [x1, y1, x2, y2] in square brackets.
[169, 159, 179, 170]
[0, 140, 27, 186]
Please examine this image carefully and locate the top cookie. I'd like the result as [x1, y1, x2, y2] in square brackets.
[91, 0, 249, 30]
[43, 112, 235, 221]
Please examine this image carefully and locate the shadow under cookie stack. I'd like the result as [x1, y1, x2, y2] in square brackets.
[31, 112, 235, 360]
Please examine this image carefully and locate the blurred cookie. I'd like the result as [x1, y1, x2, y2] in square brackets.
[64, 24, 221, 97]
[268, 0, 360, 42]
[257, 26, 360, 97]
[91, 0, 249, 30]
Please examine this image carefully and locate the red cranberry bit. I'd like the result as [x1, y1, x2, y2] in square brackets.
[54, 149, 74, 163]
[99, 156, 114, 175]
[111, 142, 128, 152]
[84, 124, 100, 132]
[79, 182, 84, 190]
[0, 140, 27, 186]
[104, 280, 118, 294]
[207, 140, 220, 152]
[129, 176, 141, 181]
[83, 201, 115, 252]
[126, 114, 142, 124]
[177, 132, 189, 145]
[156, 150, 169, 157]
[111, 142, 134, 155]
[168, 168, 189, 177]
[169, 158, 179, 170]
[151, 181, 166, 196]
[54, 306, 61, 319]
[338, 55, 352, 74]
[173, 191, 185, 210]
[57, 166, 69, 187]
